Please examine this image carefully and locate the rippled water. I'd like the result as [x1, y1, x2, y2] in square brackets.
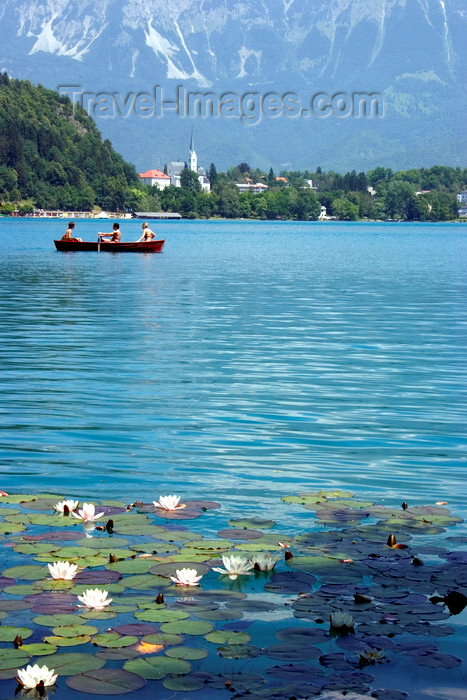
[0, 218, 465, 529]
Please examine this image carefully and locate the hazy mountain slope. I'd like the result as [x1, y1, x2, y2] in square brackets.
[0, 0, 465, 171]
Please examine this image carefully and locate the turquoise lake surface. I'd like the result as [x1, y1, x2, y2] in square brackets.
[0, 218, 465, 528]
[0, 218, 466, 699]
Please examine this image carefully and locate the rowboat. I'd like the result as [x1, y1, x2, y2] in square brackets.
[54, 239, 165, 253]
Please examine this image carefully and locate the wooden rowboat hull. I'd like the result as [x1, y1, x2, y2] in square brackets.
[54, 239, 165, 253]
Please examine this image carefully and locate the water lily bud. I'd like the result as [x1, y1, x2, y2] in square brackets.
[13, 634, 22, 648]
[387, 534, 397, 546]
[155, 593, 164, 604]
[106, 519, 114, 533]
[412, 557, 424, 566]
[401, 502, 408, 510]
[354, 593, 372, 604]
[109, 554, 118, 563]
[284, 550, 294, 561]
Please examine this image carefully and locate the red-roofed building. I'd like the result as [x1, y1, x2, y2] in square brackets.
[139, 169, 171, 189]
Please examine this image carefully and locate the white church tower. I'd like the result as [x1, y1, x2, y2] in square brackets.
[189, 128, 197, 172]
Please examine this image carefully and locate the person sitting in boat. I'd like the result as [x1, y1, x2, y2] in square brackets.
[135, 222, 156, 242]
[61, 222, 82, 242]
[98, 223, 121, 243]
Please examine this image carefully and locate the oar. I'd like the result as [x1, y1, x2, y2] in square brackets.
[97, 235, 101, 252]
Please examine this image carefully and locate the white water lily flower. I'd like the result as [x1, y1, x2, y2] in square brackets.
[250, 554, 279, 571]
[330, 610, 355, 629]
[212, 554, 253, 580]
[54, 499, 79, 514]
[153, 495, 186, 511]
[16, 664, 57, 689]
[48, 561, 78, 580]
[170, 568, 203, 586]
[77, 588, 112, 609]
[359, 648, 386, 665]
[72, 502, 104, 522]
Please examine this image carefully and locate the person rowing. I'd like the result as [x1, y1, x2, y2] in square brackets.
[98, 223, 121, 243]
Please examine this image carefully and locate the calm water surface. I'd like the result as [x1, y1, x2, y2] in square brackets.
[0, 218, 465, 530]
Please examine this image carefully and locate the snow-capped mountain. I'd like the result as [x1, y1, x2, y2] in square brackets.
[1, 0, 466, 171]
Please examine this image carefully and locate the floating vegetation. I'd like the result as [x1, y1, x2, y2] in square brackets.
[0, 491, 465, 697]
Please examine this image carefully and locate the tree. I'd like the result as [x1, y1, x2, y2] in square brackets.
[180, 168, 201, 193]
[293, 190, 320, 220]
[208, 162, 218, 184]
[332, 197, 359, 220]
[237, 162, 250, 174]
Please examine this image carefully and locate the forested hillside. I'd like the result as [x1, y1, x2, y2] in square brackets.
[0, 74, 139, 212]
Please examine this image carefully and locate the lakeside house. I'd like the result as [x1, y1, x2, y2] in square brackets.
[235, 183, 268, 194]
[457, 190, 467, 204]
[139, 169, 171, 189]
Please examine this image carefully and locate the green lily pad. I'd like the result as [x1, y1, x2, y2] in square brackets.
[19, 643, 58, 655]
[134, 609, 189, 623]
[160, 620, 214, 636]
[2, 564, 47, 580]
[124, 574, 171, 590]
[165, 646, 208, 660]
[0, 626, 32, 642]
[162, 676, 204, 691]
[0, 648, 31, 669]
[39, 652, 106, 675]
[149, 562, 210, 577]
[13, 543, 61, 555]
[129, 542, 179, 554]
[0, 522, 25, 533]
[205, 630, 251, 645]
[142, 633, 184, 646]
[228, 518, 276, 529]
[194, 608, 243, 621]
[217, 645, 262, 659]
[34, 614, 84, 627]
[124, 655, 191, 680]
[66, 668, 146, 694]
[44, 635, 91, 646]
[52, 623, 98, 637]
[107, 559, 154, 574]
[92, 632, 139, 648]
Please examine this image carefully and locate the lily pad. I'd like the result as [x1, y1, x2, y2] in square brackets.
[160, 620, 214, 635]
[217, 528, 264, 540]
[2, 564, 47, 580]
[149, 561, 210, 577]
[134, 609, 189, 623]
[205, 630, 251, 645]
[165, 646, 208, 660]
[124, 655, 191, 679]
[20, 642, 58, 655]
[92, 632, 139, 648]
[217, 644, 261, 659]
[0, 647, 31, 667]
[52, 623, 98, 637]
[0, 626, 32, 641]
[66, 668, 146, 694]
[113, 623, 159, 636]
[228, 518, 276, 529]
[162, 676, 205, 691]
[44, 634, 91, 646]
[39, 652, 105, 675]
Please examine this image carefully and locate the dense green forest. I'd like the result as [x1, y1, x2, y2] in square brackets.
[0, 76, 466, 221]
[0, 74, 139, 213]
[144, 163, 467, 221]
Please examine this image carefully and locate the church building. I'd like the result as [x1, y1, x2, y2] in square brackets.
[167, 131, 210, 191]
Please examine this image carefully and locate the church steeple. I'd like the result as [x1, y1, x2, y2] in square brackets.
[189, 128, 197, 172]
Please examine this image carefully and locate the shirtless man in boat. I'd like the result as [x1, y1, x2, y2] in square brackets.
[98, 223, 121, 243]
[61, 222, 82, 242]
[135, 222, 156, 242]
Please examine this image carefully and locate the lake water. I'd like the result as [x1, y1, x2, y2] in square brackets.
[0, 218, 465, 530]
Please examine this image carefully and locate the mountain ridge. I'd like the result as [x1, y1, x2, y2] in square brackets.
[0, 1, 465, 172]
